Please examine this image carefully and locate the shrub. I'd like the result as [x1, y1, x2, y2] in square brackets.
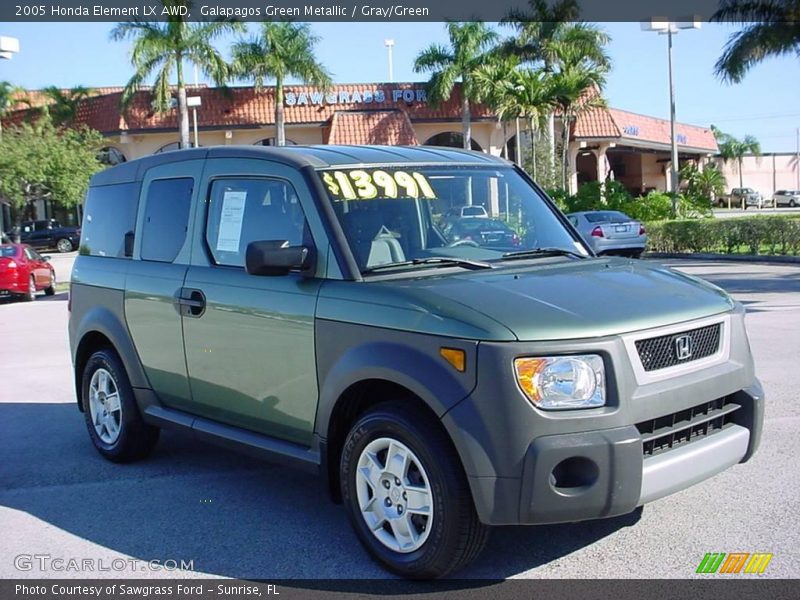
[645, 215, 800, 256]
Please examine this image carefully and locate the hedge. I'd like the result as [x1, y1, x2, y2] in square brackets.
[644, 215, 800, 256]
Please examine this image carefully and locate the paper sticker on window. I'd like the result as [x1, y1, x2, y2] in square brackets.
[216, 190, 247, 252]
[320, 170, 437, 201]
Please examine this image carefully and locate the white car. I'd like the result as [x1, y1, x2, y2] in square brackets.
[773, 190, 800, 208]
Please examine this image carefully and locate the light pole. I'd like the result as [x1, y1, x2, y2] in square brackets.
[641, 19, 700, 216]
[187, 96, 201, 148]
[384, 39, 395, 83]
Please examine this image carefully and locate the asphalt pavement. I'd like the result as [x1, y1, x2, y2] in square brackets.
[0, 259, 798, 579]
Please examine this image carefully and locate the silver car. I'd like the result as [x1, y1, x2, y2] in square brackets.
[773, 190, 800, 208]
[567, 211, 647, 258]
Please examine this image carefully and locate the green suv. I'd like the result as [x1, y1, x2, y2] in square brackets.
[69, 146, 764, 578]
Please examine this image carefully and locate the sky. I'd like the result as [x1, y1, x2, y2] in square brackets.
[1, 21, 798, 152]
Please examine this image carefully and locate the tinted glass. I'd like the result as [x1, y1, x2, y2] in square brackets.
[206, 178, 308, 268]
[80, 183, 140, 258]
[462, 206, 486, 216]
[140, 178, 194, 263]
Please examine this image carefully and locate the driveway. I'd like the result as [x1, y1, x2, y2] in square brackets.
[0, 259, 798, 579]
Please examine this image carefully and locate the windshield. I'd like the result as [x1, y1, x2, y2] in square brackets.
[317, 166, 587, 273]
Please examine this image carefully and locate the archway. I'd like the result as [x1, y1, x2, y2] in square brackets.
[424, 132, 482, 151]
[254, 138, 297, 146]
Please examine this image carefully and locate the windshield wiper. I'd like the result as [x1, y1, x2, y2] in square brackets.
[362, 257, 493, 274]
[501, 247, 587, 260]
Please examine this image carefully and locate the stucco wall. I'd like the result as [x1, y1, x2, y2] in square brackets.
[715, 154, 800, 195]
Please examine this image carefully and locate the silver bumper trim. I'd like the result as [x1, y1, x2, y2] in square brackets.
[638, 424, 749, 505]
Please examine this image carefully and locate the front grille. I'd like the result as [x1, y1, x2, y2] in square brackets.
[635, 323, 721, 372]
[636, 397, 740, 457]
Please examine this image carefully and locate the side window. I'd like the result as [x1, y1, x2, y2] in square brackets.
[568, 216, 578, 227]
[140, 178, 194, 263]
[206, 178, 308, 268]
[80, 182, 140, 258]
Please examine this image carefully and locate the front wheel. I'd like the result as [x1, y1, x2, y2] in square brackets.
[44, 271, 56, 296]
[81, 348, 159, 462]
[790, 200, 797, 208]
[340, 402, 489, 579]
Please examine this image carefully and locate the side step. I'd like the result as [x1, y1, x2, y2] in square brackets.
[143, 405, 320, 474]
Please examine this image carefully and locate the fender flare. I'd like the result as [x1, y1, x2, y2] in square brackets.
[314, 341, 477, 439]
[73, 305, 150, 401]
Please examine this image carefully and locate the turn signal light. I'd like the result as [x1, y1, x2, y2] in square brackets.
[440, 347, 466, 372]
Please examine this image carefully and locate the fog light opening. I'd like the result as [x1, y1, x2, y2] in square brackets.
[550, 457, 599, 495]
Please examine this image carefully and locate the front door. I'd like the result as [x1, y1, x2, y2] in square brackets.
[181, 159, 324, 446]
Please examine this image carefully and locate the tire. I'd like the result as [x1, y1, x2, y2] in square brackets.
[631, 250, 643, 259]
[340, 401, 489, 579]
[24, 276, 36, 301]
[56, 238, 73, 253]
[44, 271, 55, 296]
[81, 348, 159, 463]
[790, 200, 797, 208]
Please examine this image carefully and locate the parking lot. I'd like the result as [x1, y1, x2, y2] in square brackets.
[0, 258, 798, 579]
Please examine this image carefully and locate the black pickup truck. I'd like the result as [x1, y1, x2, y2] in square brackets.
[18, 219, 81, 253]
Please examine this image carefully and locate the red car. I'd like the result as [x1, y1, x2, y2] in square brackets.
[0, 243, 57, 301]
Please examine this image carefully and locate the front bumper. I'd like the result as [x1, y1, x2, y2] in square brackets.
[441, 310, 763, 526]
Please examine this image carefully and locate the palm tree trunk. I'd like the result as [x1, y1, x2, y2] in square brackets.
[501, 120, 508, 159]
[547, 112, 556, 177]
[275, 79, 285, 146]
[515, 118, 521, 166]
[529, 117, 536, 179]
[176, 57, 190, 149]
[738, 156, 744, 188]
[562, 113, 571, 190]
[462, 94, 471, 151]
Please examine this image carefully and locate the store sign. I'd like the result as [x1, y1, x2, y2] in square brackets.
[677, 134, 688, 144]
[285, 87, 428, 107]
[622, 125, 639, 136]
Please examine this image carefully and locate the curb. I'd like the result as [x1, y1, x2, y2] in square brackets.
[644, 252, 800, 265]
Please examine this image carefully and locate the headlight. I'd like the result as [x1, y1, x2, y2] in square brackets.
[514, 355, 606, 410]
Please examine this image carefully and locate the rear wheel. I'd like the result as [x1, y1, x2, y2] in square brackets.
[340, 401, 489, 579]
[24, 276, 36, 301]
[56, 238, 73, 253]
[81, 348, 159, 462]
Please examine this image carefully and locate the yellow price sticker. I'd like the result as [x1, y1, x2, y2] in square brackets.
[321, 170, 436, 201]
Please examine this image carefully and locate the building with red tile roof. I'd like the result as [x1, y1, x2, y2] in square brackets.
[1, 81, 721, 196]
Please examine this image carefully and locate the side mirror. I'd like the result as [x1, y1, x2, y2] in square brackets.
[245, 240, 312, 276]
[124, 231, 134, 258]
[42, 255, 51, 262]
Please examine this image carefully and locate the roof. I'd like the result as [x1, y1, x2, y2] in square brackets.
[574, 104, 718, 153]
[325, 110, 419, 145]
[90, 144, 508, 186]
[4, 83, 495, 134]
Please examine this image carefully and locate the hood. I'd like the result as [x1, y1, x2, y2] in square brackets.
[366, 258, 734, 341]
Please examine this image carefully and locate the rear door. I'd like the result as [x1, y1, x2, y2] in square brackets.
[181, 158, 327, 445]
[124, 161, 202, 410]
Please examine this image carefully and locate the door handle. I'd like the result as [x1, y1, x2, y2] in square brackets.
[175, 288, 206, 317]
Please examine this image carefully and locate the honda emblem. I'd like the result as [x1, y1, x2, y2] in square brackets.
[674, 335, 693, 361]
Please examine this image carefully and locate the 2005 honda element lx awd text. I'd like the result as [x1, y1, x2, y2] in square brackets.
[69, 146, 763, 578]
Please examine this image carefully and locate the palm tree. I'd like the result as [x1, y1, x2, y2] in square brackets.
[111, 0, 242, 149]
[713, 125, 761, 189]
[549, 46, 607, 189]
[40, 86, 94, 126]
[473, 56, 521, 158]
[712, 0, 800, 83]
[681, 162, 727, 205]
[414, 22, 498, 150]
[501, 1, 610, 166]
[231, 22, 331, 147]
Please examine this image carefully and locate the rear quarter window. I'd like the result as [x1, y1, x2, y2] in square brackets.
[80, 183, 140, 258]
